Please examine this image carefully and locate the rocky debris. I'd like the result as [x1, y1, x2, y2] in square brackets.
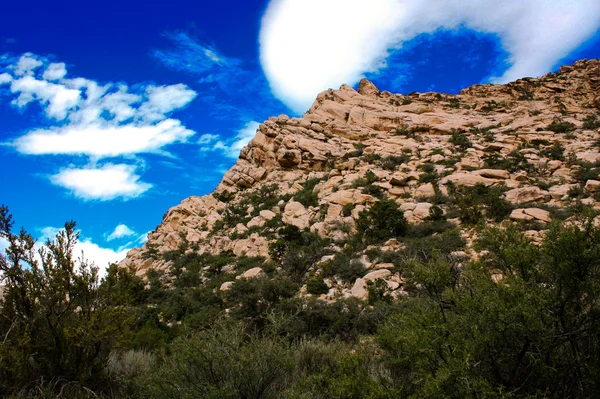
[118, 59, 600, 302]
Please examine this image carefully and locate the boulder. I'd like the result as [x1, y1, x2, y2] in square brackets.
[239, 267, 266, 280]
[220, 281, 234, 291]
[584, 180, 600, 193]
[440, 173, 496, 187]
[351, 278, 368, 299]
[474, 169, 510, 179]
[504, 186, 550, 204]
[363, 269, 392, 282]
[415, 183, 436, 198]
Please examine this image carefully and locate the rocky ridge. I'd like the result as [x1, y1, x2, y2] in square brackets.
[120, 59, 600, 301]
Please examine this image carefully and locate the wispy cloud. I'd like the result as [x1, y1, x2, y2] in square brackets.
[199, 121, 260, 159]
[152, 32, 288, 120]
[0, 53, 199, 200]
[260, 0, 600, 112]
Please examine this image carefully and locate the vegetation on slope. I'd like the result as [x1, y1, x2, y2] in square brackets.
[2, 203, 600, 398]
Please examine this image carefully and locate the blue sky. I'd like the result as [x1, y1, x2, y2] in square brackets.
[1, 0, 599, 269]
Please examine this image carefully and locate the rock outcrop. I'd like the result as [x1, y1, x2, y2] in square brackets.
[120, 59, 600, 302]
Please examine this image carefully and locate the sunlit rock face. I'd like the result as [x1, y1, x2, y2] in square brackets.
[120, 59, 600, 301]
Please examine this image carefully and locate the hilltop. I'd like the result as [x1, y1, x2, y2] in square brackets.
[120, 58, 600, 300]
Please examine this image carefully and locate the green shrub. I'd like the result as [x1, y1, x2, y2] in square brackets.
[582, 113, 600, 130]
[379, 155, 408, 170]
[448, 129, 472, 151]
[546, 118, 576, 133]
[449, 183, 512, 225]
[356, 199, 408, 244]
[306, 277, 329, 295]
[293, 177, 322, 207]
[539, 141, 565, 161]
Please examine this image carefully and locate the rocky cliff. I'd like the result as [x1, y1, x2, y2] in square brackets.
[120, 59, 600, 300]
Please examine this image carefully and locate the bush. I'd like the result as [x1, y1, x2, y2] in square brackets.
[379, 155, 408, 171]
[448, 129, 472, 151]
[138, 323, 295, 399]
[356, 199, 408, 244]
[546, 118, 576, 133]
[293, 177, 322, 207]
[582, 113, 600, 130]
[306, 277, 329, 295]
[539, 141, 565, 161]
[449, 183, 512, 225]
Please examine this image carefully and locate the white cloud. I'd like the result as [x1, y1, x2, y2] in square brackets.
[0, 53, 199, 200]
[51, 164, 152, 201]
[139, 84, 198, 123]
[107, 224, 136, 241]
[10, 75, 81, 119]
[13, 53, 43, 76]
[198, 133, 219, 144]
[0, 236, 9, 257]
[0, 73, 12, 85]
[200, 121, 260, 158]
[42, 62, 67, 81]
[15, 119, 194, 157]
[260, 0, 600, 112]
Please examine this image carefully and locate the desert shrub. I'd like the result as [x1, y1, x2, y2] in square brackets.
[582, 113, 600, 130]
[426, 205, 446, 222]
[449, 183, 512, 225]
[403, 229, 465, 261]
[138, 323, 295, 399]
[448, 129, 472, 150]
[323, 252, 366, 284]
[574, 161, 600, 183]
[356, 199, 408, 244]
[346, 143, 365, 158]
[539, 141, 565, 161]
[293, 177, 322, 208]
[546, 118, 576, 133]
[306, 277, 329, 295]
[361, 153, 381, 163]
[361, 183, 384, 197]
[342, 203, 355, 217]
[379, 155, 408, 170]
[378, 218, 600, 397]
[418, 162, 438, 183]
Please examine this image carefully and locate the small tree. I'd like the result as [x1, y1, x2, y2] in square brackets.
[0, 205, 129, 394]
[356, 199, 408, 244]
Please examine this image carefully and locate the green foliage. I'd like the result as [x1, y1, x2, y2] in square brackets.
[361, 152, 381, 164]
[356, 199, 408, 244]
[582, 113, 600, 130]
[0, 206, 133, 395]
[306, 277, 329, 295]
[417, 162, 438, 183]
[574, 161, 600, 183]
[324, 252, 367, 284]
[546, 118, 576, 133]
[378, 219, 600, 397]
[448, 129, 472, 151]
[448, 183, 512, 225]
[539, 141, 565, 161]
[378, 155, 408, 171]
[293, 178, 322, 208]
[138, 322, 295, 399]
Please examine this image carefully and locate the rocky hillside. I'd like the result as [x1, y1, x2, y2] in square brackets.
[120, 59, 600, 300]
